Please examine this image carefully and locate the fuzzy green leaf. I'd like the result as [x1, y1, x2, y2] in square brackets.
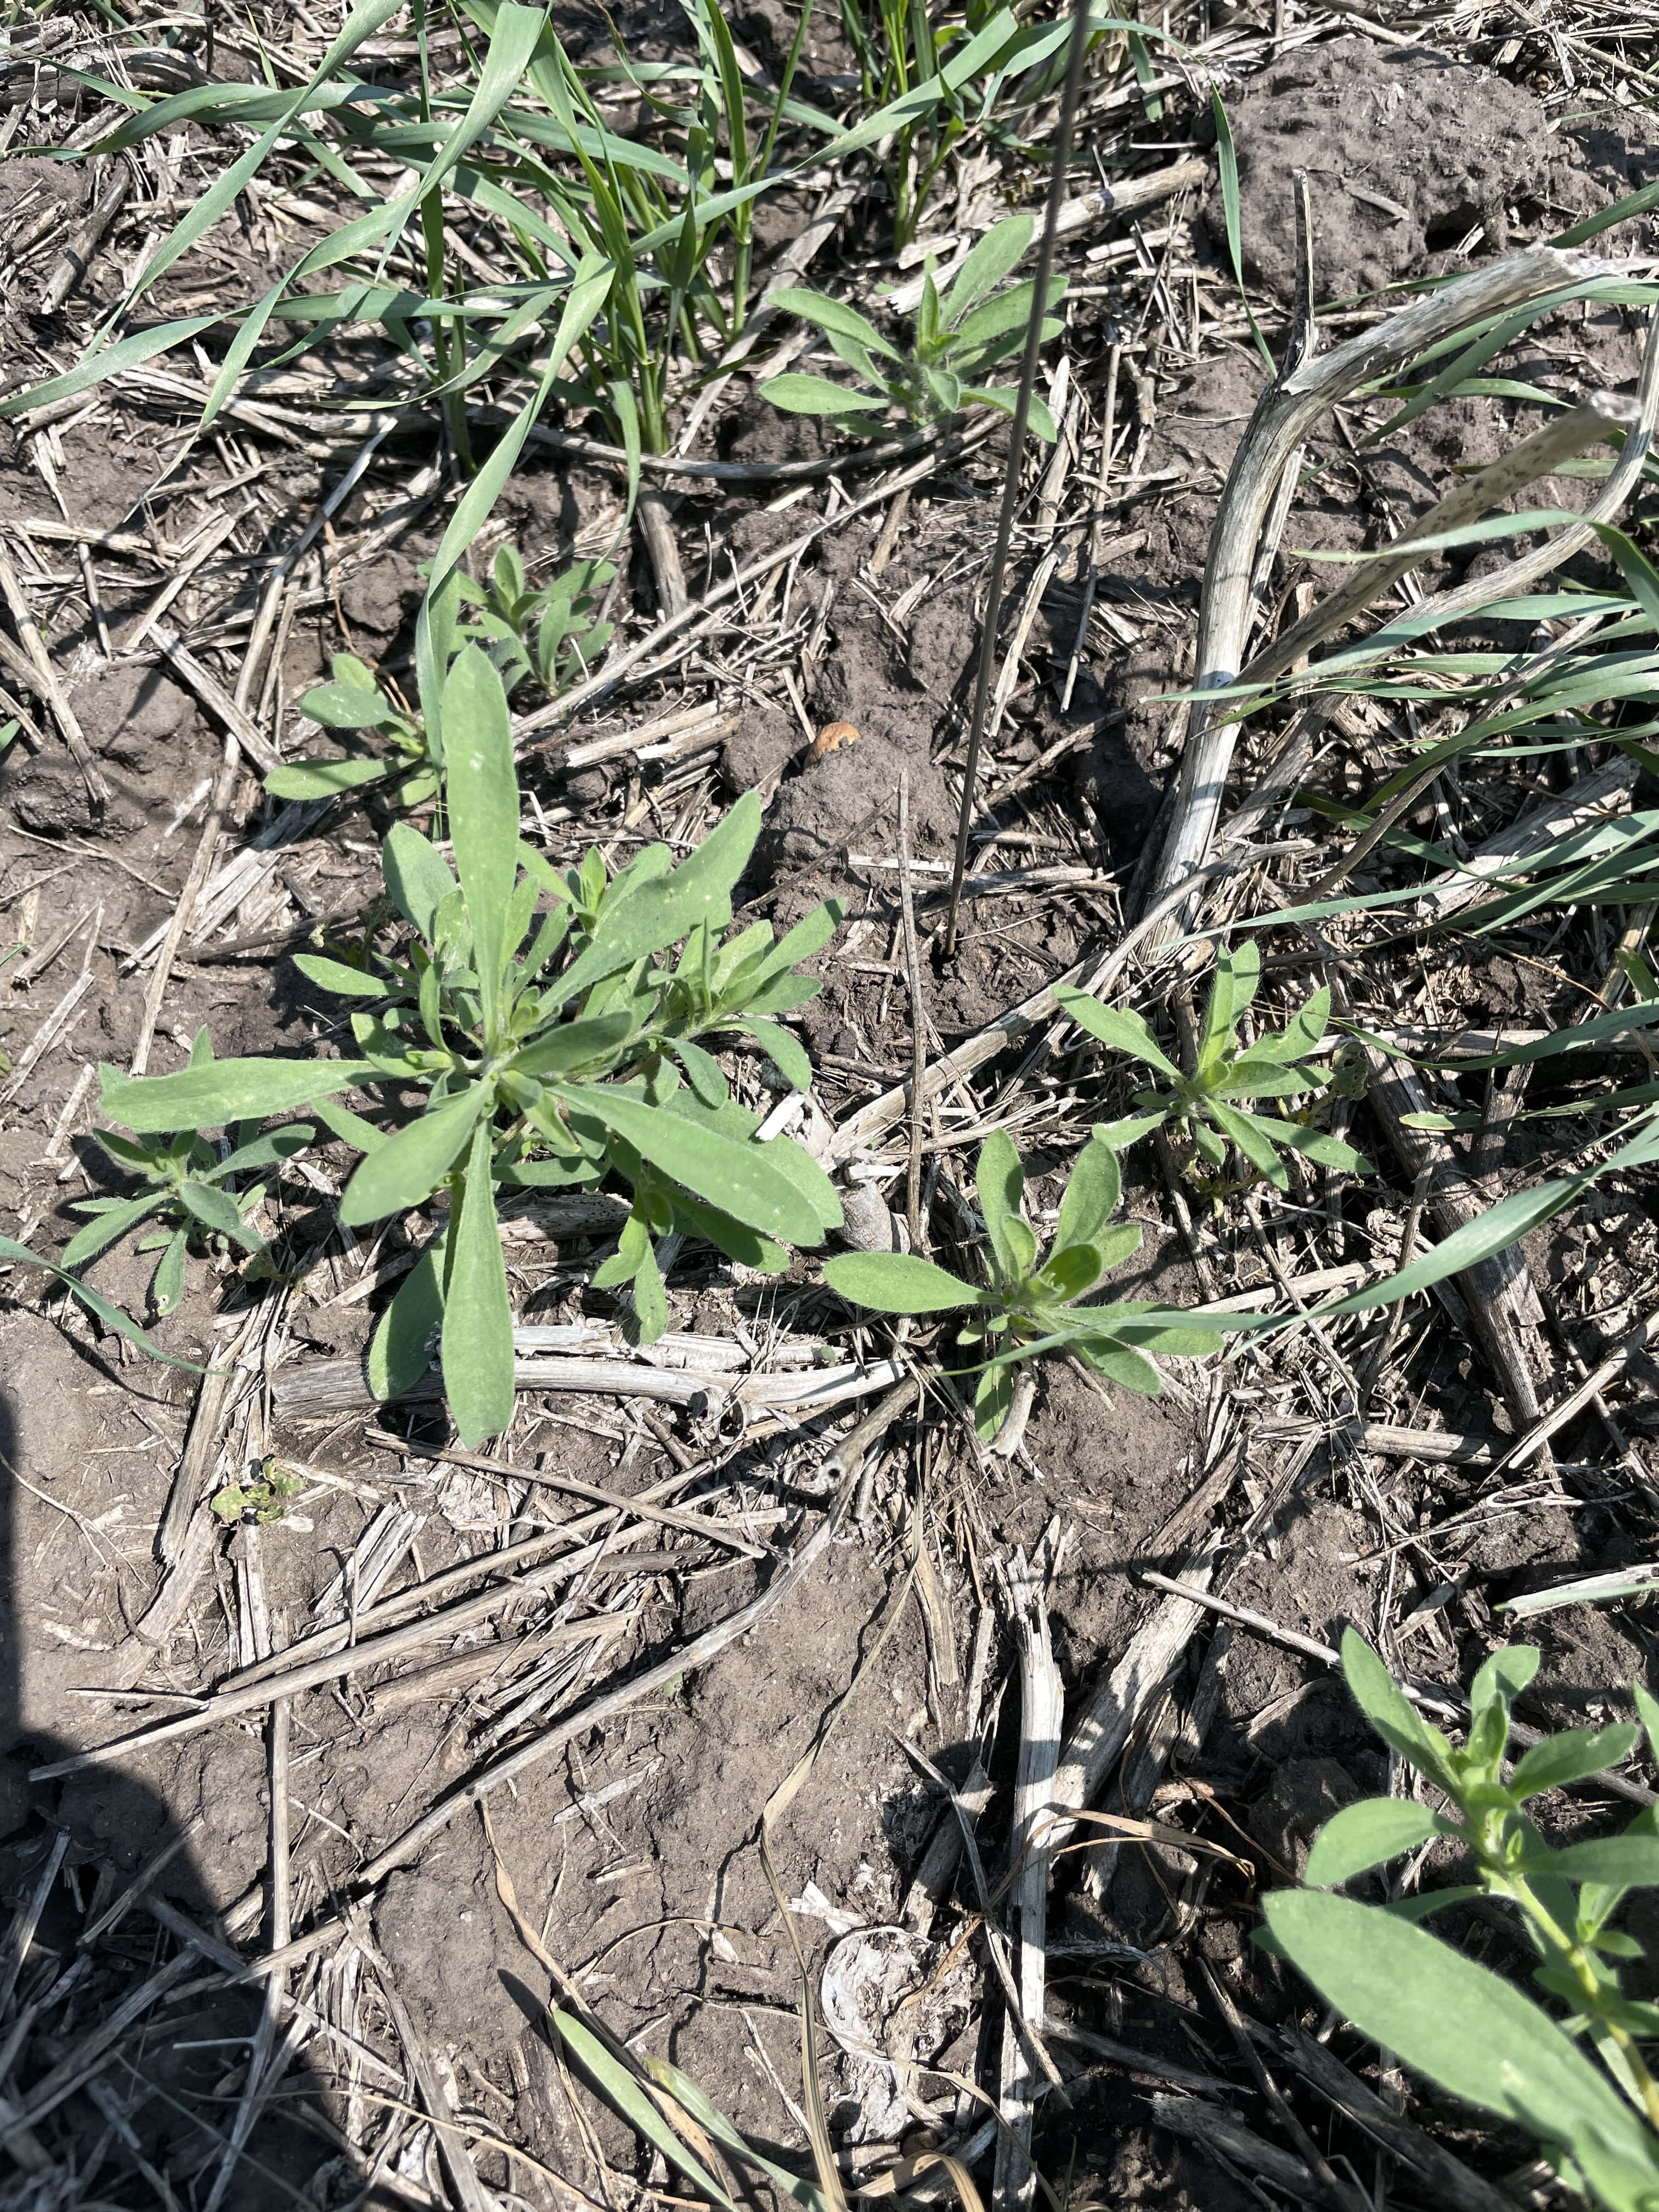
[368, 1238, 445, 1400]
[975, 1128, 1026, 1283]
[384, 822, 459, 941]
[442, 1127, 515, 1446]
[763, 373, 889, 418]
[940, 214, 1032, 329]
[1263, 1889, 1659, 2204]
[443, 645, 519, 1030]
[1304, 1799, 1446, 1888]
[100, 1057, 374, 1135]
[1035, 1243, 1103, 1301]
[822, 1251, 979, 1313]
[1508, 1725, 1641, 1802]
[1052, 1128, 1122, 1257]
[61, 1190, 170, 1267]
[562, 1082, 825, 1244]
[1056, 990, 1182, 1078]
[974, 1362, 1016, 1443]
[264, 755, 392, 800]
[298, 679, 398, 730]
[176, 1180, 259, 1248]
[732, 1018, 812, 1092]
[291, 953, 387, 999]
[771, 287, 904, 363]
[1341, 1630, 1460, 1792]
[339, 1086, 489, 1227]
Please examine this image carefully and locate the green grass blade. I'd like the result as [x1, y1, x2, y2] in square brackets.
[1209, 89, 1273, 374]
[0, 1237, 205, 1372]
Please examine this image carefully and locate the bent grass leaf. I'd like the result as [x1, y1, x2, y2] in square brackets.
[551, 2011, 739, 2212]
[0, 1235, 204, 1372]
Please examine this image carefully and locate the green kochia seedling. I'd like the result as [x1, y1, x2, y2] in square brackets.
[213, 1458, 305, 1527]
[1057, 943, 1371, 1195]
[267, 652, 437, 807]
[93, 647, 842, 1447]
[822, 1127, 1222, 1439]
[64, 1039, 312, 1315]
[452, 547, 614, 701]
[764, 215, 1066, 443]
[265, 552, 612, 805]
[1265, 1632, 1659, 2210]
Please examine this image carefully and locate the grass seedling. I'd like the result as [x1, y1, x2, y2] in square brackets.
[1264, 1632, 1659, 2209]
[765, 214, 1065, 441]
[823, 1127, 1221, 1437]
[63, 1038, 312, 1315]
[92, 647, 843, 1445]
[1057, 944, 1371, 1196]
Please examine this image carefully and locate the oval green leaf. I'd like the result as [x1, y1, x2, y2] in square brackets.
[823, 1251, 979, 1314]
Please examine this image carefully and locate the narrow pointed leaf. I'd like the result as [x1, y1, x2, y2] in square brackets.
[442, 1130, 515, 1446]
[443, 645, 519, 1029]
[100, 1058, 374, 1134]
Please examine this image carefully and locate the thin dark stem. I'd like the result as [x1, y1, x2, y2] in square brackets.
[941, 0, 1095, 962]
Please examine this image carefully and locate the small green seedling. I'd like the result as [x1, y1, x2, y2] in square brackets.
[1057, 943, 1371, 1195]
[764, 215, 1066, 443]
[823, 1127, 1221, 1439]
[212, 1458, 305, 1526]
[95, 647, 843, 1446]
[452, 547, 615, 701]
[65, 1036, 311, 1315]
[1265, 1632, 1659, 2210]
[266, 652, 439, 808]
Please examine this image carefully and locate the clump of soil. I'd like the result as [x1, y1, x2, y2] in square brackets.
[1207, 37, 1553, 300]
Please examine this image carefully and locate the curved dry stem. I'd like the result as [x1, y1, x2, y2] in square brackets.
[1142, 242, 1625, 909]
